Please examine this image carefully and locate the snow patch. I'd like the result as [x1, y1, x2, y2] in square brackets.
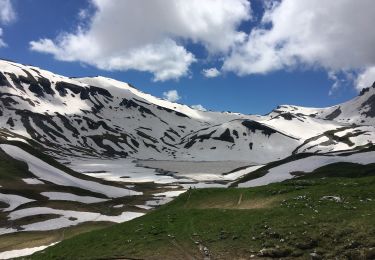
[0, 242, 58, 260]
[22, 178, 44, 185]
[0, 194, 34, 212]
[0, 144, 141, 198]
[239, 151, 375, 187]
[41, 192, 108, 204]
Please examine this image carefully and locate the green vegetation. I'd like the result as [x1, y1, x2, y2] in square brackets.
[297, 162, 375, 179]
[29, 165, 375, 259]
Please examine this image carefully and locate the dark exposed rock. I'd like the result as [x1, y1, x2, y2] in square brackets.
[325, 107, 342, 120]
[82, 116, 116, 132]
[360, 87, 370, 96]
[18, 69, 54, 97]
[79, 85, 112, 100]
[184, 130, 217, 148]
[55, 81, 83, 97]
[138, 126, 152, 131]
[37, 76, 55, 95]
[242, 120, 277, 137]
[7, 73, 25, 92]
[6, 117, 14, 127]
[361, 94, 375, 117]
[55, 113, 80, 137]
[137, 130, 158, 144]
[280, 112, 294, 120]
[0, 93, 35, 107]
[0, 96, 19, 107]
[120, 98, 156, 117]
[130, 138, 139, 148]
[0, 72, 9, 87]
[143, 141, 160, 152]
[28, 84, 45, 97]
[213, 128, 234, 143]
[15, 110, 69, 142]
[232, 129, 239, 139]
[359, 81, 375, 96]
[87, 135, 128, 157]
[89, 85, 112, 98]
[19, 70, 45, 97]
[166, 128, 181, 137]
[164, 132, 176, 142]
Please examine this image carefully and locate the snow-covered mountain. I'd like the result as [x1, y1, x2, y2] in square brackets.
[0, 59, 374, 163]
[1, 59, 374, 259]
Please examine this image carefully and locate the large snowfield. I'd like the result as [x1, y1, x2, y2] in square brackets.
[0, 144, 141, 198]
[0, 59, 375, 258]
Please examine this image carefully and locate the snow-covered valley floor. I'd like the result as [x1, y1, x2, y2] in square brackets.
[0, 153, 258, 259]
[67, 158, 258, 187]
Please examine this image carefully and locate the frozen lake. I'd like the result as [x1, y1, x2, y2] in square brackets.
[66, 158, 257, 185]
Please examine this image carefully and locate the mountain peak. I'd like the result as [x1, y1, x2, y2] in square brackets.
[0, 60, 374, 163]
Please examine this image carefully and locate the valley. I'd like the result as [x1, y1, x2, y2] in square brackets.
[0, 59, 374, 259]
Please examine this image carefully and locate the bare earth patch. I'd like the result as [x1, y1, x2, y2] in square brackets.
[193, 194, 279, 210]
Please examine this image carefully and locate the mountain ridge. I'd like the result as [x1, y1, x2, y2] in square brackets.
[0, 59, 374, 163]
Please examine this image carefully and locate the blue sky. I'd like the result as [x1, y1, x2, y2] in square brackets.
[1, 0, 374, 115]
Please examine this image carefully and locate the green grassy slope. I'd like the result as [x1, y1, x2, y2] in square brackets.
[29, 164, 375, 260]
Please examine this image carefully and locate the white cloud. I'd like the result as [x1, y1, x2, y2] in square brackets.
[0, 0, 15, 48]
[223, 0, 375, 79]
[78, 9, 89, 20]
[163, 90, 181, 102]
[30, 0, 251, 81]
[327, 71, 356, 95]
[356, 67, 375, 91]
[191, 104, 207, 111]
[202, 68, 221, 78]
[0, 0, 15, 23]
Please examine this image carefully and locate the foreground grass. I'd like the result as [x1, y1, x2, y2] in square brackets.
[0, 222, 112, 252]
[29, 172, 375, 259]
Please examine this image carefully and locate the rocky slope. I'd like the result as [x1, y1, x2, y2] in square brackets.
[0, 59, 374, 164]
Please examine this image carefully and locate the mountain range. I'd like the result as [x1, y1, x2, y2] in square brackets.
[1, 59, 374, 164]
[0, 59, 374, 258]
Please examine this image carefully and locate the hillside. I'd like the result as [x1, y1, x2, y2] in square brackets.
[0, 60, 374, 259]
[1, 59, 374, 163]
[28, 165, 375, 259]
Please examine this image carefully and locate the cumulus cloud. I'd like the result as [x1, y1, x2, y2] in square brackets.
[223, 0, 375, 88]
[202, 68, 221, 78]
[163, 90, 181, 102]
[30, 0, 250, 81]
[0, 0, 15, 47]
[191, 104, 207, 111]
[356, 67, 375, 91]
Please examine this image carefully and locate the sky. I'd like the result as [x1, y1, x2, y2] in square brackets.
[0, 0, 375, 115]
